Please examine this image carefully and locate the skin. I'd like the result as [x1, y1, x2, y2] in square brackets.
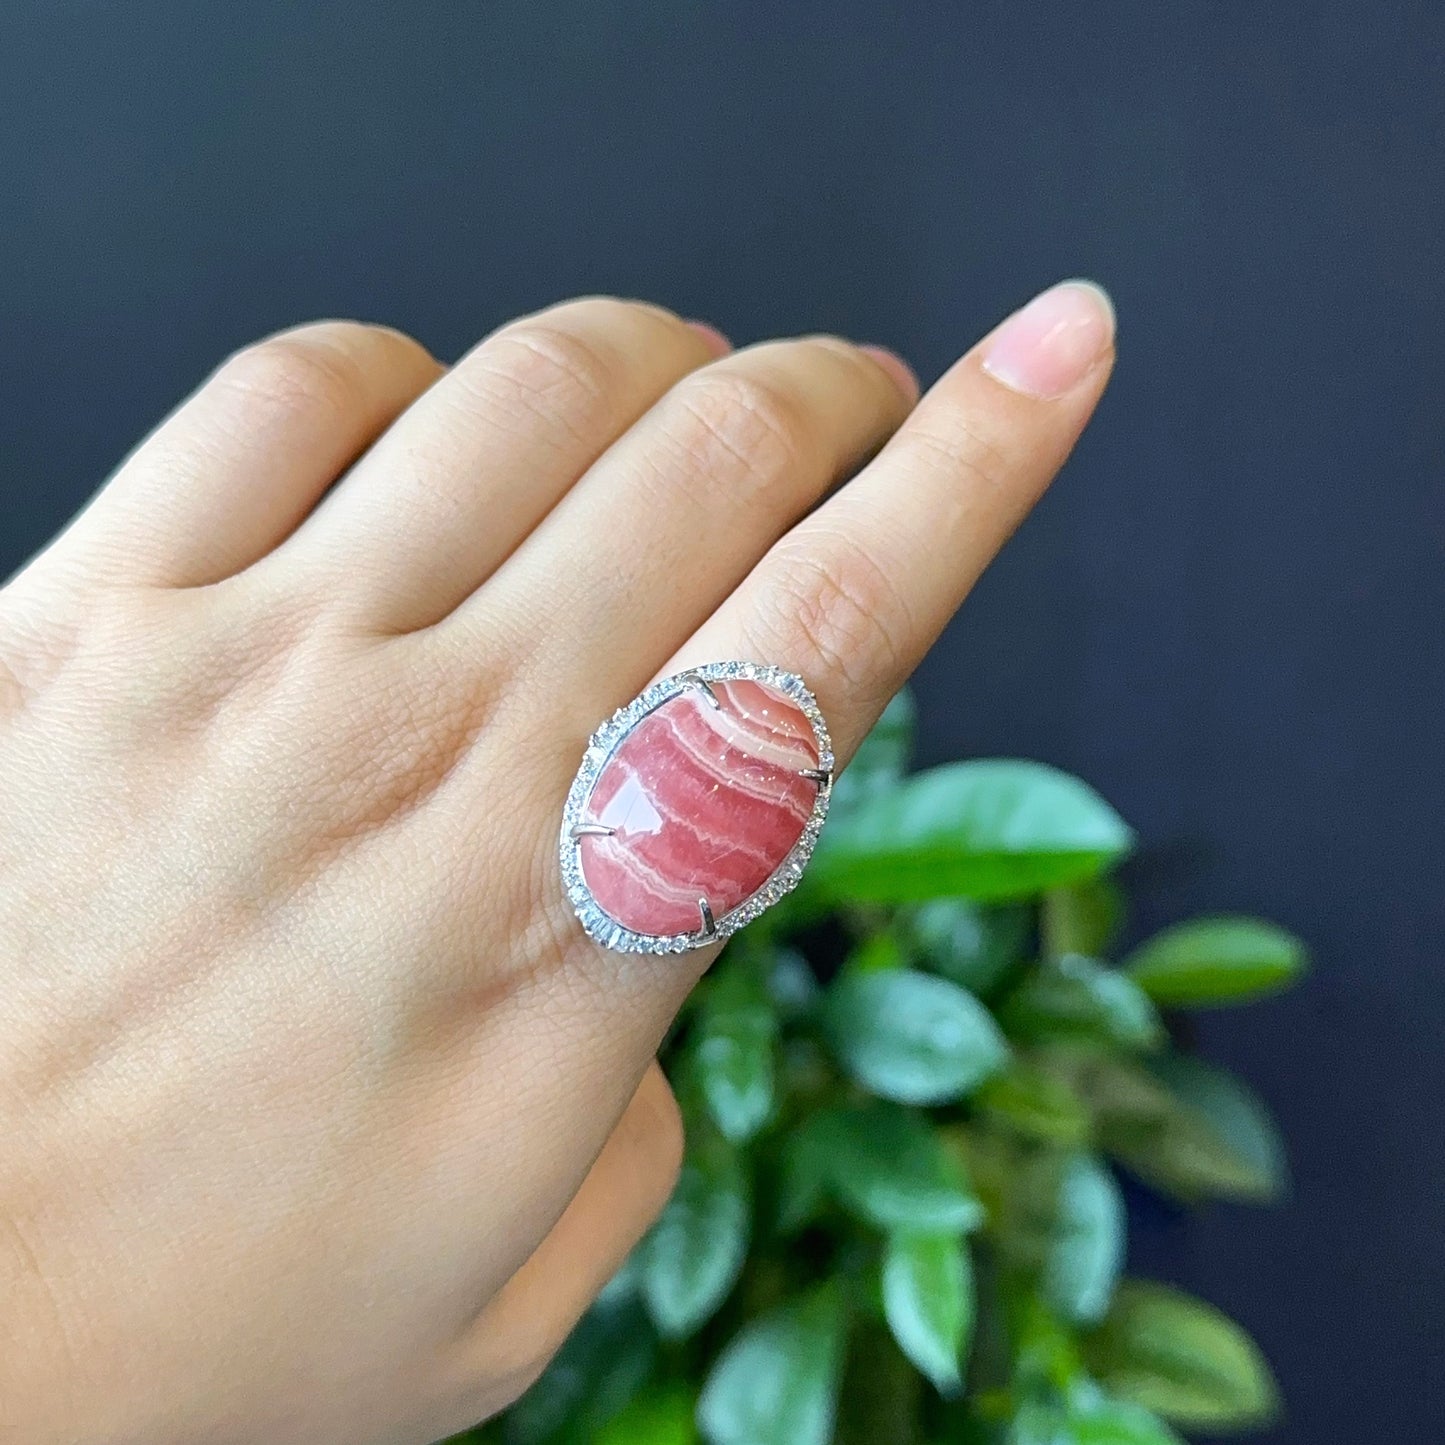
[0, 288, 1113, 1445]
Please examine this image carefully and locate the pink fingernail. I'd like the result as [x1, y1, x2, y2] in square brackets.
[980, 280, 1115, 398]
[685, 319, 733, 357]
[860, 344, 920, 401]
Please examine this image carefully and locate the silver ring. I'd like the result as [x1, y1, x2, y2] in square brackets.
[560, 661, 833, 954]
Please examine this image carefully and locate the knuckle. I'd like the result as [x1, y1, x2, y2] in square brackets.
[463, 322, 619, 442]
[539, 293, 684, 340]
[455, 298, 696, 448]
[217, 323, 409, 421]
[758, 537, 910, 697]
[0, 590, 75, 704]
[816, 336, 915, 416]
[803, 333, 883, 385]
[665, 368, 807, 496]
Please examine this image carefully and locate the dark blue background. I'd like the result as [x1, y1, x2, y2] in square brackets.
[2, 4, 1441, 1440]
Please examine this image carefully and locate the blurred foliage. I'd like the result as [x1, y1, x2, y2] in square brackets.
[460, 691, 1305, 1444]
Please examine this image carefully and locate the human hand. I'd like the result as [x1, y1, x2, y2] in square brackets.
[0, 283, 1113, 1444]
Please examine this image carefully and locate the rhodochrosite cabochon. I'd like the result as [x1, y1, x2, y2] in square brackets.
[560, 663, 833, 953]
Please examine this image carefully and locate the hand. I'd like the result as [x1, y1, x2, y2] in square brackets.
[0, 283, 1113, 1444]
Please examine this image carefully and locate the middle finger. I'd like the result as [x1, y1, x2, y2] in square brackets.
[435, 334, 916, 705]
[273, 296, 725, 632]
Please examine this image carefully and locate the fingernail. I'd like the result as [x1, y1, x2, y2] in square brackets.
[685, 319, 733, 357]
[860, 344, 920, 402]
[980, 280, 1115, 398]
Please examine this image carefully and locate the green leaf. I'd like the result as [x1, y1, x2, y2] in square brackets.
[998, 955, 1163, 1053]
[503, 1298, 655, 1443]
[822, 968, 1008, 1105]
[1104, 1055, 1287, 1204]
[698, 1287, 849, 1445]
[1084, 1280, 1280, 1430]
[1042, 877, 1125, 960]
[638, 1138, 750, 1339]
[1040, 1154, 1125, 1325]
[693, 965, 778, 1143]
[811, 761, 1134, 903]
[1062, 1382, 1186, 1445]
[991, 1151, 1121, 1329]
[1123, 917, 1307, 1008]
[1004, 1391, 1183, 1445]
[1069, 1403, 1184, 1445]
[882, 1230, 975, 1393]
[1009, 1293, 1087, 1395]
[1071, 1414, 1178, 1444]
[1066, 1053, 1177, 1123]
[993, 1146, 1069, 1265]
[909, 898, 1032, 996]
[815, 1103, 984, 1232]
[828, 688, 915, 822]
[773, 1115, 834, 1235]
[595, 1384, 699, 1445]
[1004, 1400, 1066, 1445]
[848, 930, 911, 974]
[974, 1060, 1091, 1147]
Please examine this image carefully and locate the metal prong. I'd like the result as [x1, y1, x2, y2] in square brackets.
[570, 822, 616, 839]
[799, 767, 832, 786]
[686, 673, 722, 709]
[698, 897, 717, 937]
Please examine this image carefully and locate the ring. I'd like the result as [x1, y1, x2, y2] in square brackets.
[560, 661, 834, 954]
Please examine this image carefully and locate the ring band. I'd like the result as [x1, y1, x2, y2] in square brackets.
[560, 661, 833, 954]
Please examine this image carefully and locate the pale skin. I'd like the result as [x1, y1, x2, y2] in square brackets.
[0, 282, 1114, 1444]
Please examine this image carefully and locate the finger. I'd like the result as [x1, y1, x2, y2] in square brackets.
[433, 334, 917, 705]
[517, 281, 1112, 1069]
[448, 1062, 681, 1407]
[441, 282, 1114, 1293]
[25, 322, 442, 592]
[275, 298, 727, 633]
[676, 279, 1116, 757]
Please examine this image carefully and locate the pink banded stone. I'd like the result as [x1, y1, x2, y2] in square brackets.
[578, 679, 821, 937]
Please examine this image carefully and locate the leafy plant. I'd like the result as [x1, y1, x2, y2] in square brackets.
[466, 691, 1305, 1444]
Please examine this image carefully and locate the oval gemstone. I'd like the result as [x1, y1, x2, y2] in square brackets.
[578, 679, 820, 937]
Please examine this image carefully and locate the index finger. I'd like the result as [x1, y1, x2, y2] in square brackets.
[528, 279, 1115, 1105]
[677, 278, 1116, 752]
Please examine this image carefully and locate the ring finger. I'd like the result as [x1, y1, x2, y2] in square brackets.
[433, 333, 917, 709]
